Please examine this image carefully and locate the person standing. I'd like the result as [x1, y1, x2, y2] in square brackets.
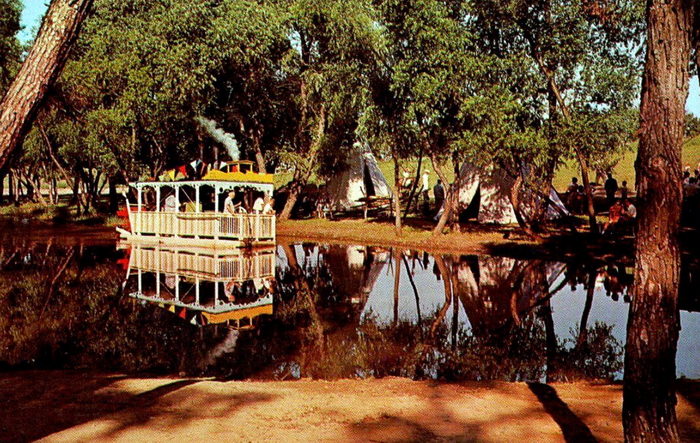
[164, 193, 178, 212]
[253, 193, 265, 213]
[604, 172, 618, 204]
[620, 180, 629, 200]
[433, 179, 445, 213]
[223, 191, 240, 215]
[422, 170, 430, 205]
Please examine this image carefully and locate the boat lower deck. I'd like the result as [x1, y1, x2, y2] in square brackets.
[117, 228, 275, 249]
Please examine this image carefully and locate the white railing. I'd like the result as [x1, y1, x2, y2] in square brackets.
[130, 246, 276, 280]
[129, 210, 275, 241]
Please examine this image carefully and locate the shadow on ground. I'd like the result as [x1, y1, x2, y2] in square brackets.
[0, 371, 275, 442]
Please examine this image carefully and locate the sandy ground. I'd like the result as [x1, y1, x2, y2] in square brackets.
[1, 371, 698, 442]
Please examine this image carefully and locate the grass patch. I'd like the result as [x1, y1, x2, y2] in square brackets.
[553, 135, 700, 190]
[0, 202, 108, 225]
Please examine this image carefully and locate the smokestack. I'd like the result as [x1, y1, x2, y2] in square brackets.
[196, 116, 240, 161]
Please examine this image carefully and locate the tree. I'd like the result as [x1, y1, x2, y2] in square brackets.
[277, 0, 379, 220]
[623, 0, 695, 441]
[0, 0, 21, 95]
[469, 0, 643, 234]
[36, 0, 277, 211]
[205, 0, 295, 174]
[0, 0, 93, 171]
[367, 0, 484, 235]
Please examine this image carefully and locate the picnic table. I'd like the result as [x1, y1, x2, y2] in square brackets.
[357, 196, 393, 219]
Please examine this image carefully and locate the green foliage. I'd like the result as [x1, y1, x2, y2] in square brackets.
[0, 0, 21, 94]
[466, 0, 643, 189]
[686, 113, 700, 139]
[365, 0, 485, 164]
[7, 0, 647, 220]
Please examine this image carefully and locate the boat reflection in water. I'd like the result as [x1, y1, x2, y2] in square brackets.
[121, 242, 276, 329]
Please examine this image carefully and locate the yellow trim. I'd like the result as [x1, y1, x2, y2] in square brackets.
[202, 169, 274, 183]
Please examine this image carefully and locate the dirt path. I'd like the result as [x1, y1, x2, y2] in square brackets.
[1, 371, 698, 442]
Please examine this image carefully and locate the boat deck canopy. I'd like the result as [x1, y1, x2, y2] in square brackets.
[131, 179, 274, 194]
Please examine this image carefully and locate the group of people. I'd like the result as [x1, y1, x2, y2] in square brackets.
[224, 190, 274, 215]
[565, 173, 636, 235]
[602, 197, 636, 235]
[160, 188, 275, 215]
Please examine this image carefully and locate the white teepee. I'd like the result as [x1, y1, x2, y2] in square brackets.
[326, 142, 392, 210]
[454, 162, 569, 224]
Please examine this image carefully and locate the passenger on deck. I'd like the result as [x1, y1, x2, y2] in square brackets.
[253, 193, 265, 213]
[263, 196, 275, 215]
[224, 191, 244, 215]
[164, 193, 178, 212]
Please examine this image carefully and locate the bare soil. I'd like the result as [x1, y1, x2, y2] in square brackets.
[2, 371, 698, 442]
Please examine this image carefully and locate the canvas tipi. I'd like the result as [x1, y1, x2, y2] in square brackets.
[451, 162, 569, 224]
[326, 142, 392, 210]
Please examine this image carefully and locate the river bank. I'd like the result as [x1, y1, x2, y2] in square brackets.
[276, 218, 639, 261]
[0, 208, 632, 260]
[278, 218, 533, 255]
[1, 371, 698, 442]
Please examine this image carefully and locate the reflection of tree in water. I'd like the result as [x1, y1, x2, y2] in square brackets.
[0, 241, 632, 381]
[212, 245, 624, 382]
[0, 242, 229, 375]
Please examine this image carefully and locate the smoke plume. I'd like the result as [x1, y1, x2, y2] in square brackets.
[196, 116, 240, 161]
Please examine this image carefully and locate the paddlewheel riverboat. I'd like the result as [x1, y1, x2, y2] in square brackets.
[117, 160, 275, 248]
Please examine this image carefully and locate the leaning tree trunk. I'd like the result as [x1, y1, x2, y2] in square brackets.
[623, 1, 694, 442]
[279, 177, 301, 221]
[0, 0, 93, 170]
[431, 155, 457, 236]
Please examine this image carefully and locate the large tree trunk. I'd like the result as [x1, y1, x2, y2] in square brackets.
[0, 0, 93, 170]
[623, 1, 694, 441]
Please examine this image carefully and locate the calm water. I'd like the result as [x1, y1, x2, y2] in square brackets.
[0, 227, 698, 382]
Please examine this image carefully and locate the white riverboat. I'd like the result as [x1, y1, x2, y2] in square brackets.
[117, 160, 276, 248]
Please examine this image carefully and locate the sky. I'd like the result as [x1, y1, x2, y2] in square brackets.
[17, 1, 700, 116]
